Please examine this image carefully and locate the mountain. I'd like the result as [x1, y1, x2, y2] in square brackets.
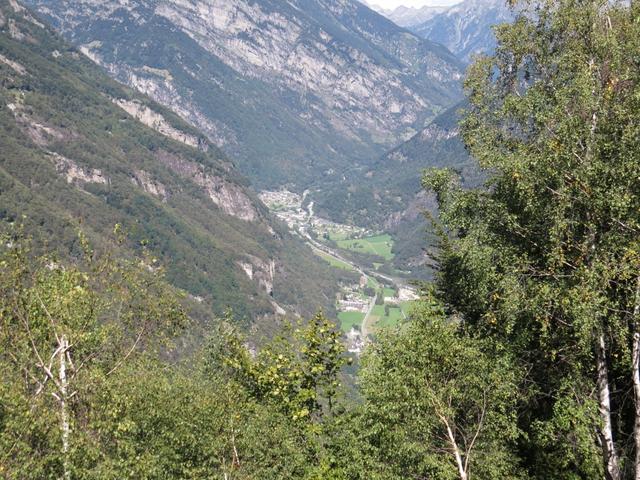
[0, 0, 347, 324]
[411, 0, 512, 62]
[358, 0, 390, 15]
[375, 101, 483, 269]
[314, 101, 482, 274]
[373, 4, 448, 28]
[25, 0, 464, 191]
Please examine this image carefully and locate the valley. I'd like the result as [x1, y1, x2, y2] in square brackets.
[3, 1, 633, 478]
[260, 188, 418, 351]
[4, 0, 516, 332]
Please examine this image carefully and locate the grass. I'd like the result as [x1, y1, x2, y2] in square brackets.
[336, 234, 394, 261]
[327, 231, 351, 242]
[367, 276, 380, 289]
[370, 305, 406, 328]
[313, 249, 356, 271]
[382, 287, 397, 298]
[400, 301, 415, 315]
[338, 311, 365, 332]
[376, 307, 404, 328]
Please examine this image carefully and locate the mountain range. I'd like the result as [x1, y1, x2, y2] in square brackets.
[25, 0, 464, 190]
[0, 0, 347, 324]
[411, 0, 512, 62]
[367, 0, 512, 63]
[2, 0, 507, 320]
[361, 1, 447, 27]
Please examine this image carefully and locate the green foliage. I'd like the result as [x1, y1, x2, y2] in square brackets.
[359, 298, 523, 479]
[0, 230, 187, 478]
[82, 362, 314, 480]
[424, 0, 640, 477]
[0, 232, 325, 479]
[212, 312, 349, 422]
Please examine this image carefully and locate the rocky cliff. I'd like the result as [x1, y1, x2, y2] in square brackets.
[25, 0, 464, 189]
[0, 0, 346, 322]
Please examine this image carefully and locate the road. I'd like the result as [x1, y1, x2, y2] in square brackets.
[300, 199, 406, 341]
[360, 294, 377, 340]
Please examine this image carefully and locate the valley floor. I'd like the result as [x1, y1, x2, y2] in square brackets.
[259, 189, 419, 352]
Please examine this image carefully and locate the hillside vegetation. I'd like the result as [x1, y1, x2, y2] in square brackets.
[2, 0, 640, 479]
[0, 0, 343, 322]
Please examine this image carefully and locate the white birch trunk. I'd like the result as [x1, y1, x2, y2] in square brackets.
[596, 333, 621, 480]
[631, 277, 640, 480]
[443, 418, 468, 480]
[59, 335, 70, 480]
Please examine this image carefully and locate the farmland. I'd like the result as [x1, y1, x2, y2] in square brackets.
[336, 234, 395, 261]
[338, 311, 366, 332]
[313, 249, 357, 271]
[368, 301, 414, 331]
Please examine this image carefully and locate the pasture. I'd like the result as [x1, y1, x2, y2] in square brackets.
[338, 311, 365, 332]
[336, 234, 394, 261]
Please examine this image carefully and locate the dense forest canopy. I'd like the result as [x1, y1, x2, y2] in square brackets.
[1, 0, 640, 478]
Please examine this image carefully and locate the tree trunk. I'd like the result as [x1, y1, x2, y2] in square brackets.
[442, 416, 468, 480]
[632, 277, 640, 480]
[59, 335, 70, 480]
[596, 333, 621, 480]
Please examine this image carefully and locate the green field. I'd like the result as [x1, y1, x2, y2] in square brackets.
[382, 287, 397, 298]
[367, 276, 380, 289]
[336, 234, 395, 261]
[313, 249, 356, 271]
[338, 311, 365, 332]
[370, 301, 415, 330]
[327, 231, 351, 242]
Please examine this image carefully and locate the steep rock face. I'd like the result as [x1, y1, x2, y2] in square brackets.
[411, 0, 512, 63]
[365, 2, 447, 28]
[0, 0, 343, 322]
[25, 0, 463, 188]
[50, 153, 109, 186]
[155, 149, 258, 222]
[113, 98, 207, 151]
[237, 255, 276, 296]
[131, 170, 168, 201]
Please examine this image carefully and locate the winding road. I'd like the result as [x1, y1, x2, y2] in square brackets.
[300, 198, 405, 341]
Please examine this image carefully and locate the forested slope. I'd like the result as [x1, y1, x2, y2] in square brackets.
[0, 0, 343, 323]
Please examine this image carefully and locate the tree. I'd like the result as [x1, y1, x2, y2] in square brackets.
[424, 0, 640, 477]
[212, 311, 349, 422]
[359, 298, 523, 480]
[83, 360, 313, 480]
[0, 229, 187, 478]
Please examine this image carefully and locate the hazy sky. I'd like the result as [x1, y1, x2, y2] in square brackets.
[372, 0, 460, 8]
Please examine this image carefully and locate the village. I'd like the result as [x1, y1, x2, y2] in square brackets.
[259, 189, 419, 354]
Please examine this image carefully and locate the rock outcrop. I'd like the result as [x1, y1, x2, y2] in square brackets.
[26, 0, 464, 188]
[156, 150, 258, 222]
[49, 153, 109, 186]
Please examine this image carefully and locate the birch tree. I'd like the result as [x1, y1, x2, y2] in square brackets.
[360, 299, 523, 480]
[424, 0, 640, 477]
[0, 230, 187, 478]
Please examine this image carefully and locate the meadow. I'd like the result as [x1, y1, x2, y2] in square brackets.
[313, 249, 356, 271]
[336, 234, 395, 261]
[338, 311, 365, 332]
